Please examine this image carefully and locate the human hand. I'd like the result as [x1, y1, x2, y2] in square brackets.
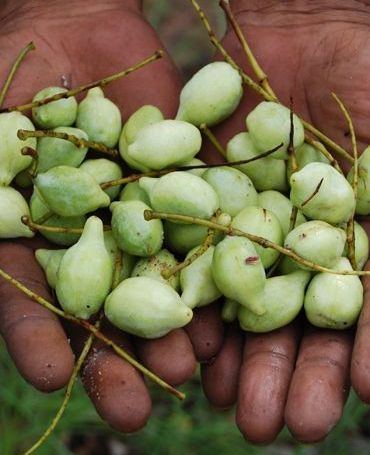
[199, 0, 370, 444]
[0, 0, 227, 433]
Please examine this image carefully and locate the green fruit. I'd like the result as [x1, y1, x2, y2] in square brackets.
[238, 271, 311, 332]
[257, 190, 306, 237]
[202, 166, 257, 216]
[246, 101, 304, 159]
[284, 220, 346, 270]
[290, 162, 355, 225]
[287, 142, 329, 179]
[110, 200, 163, 257]
[35, 248, 67, 289]
[30, 189, 85, 246]
[119, 105, 163, 172]
[304, 257, 363, 329]
[164, 221, 208, 255]
[180, 245, 221, 309]
[32, 87, 77, 128]
[182, 158, 206, 177]
[131, 249, 180, 291]
[0, 187, 34, 238]
[56, 216, 113, 319]
[35, 165, 110, 217]
[226, 132, 288, 192]
[139, 172, 219, 221]
[119, 181, 151, 205]
[277, 255, 303, 275]
[37, 126, 88, 173]
[103, 231, 136, 282]
[127, 120, 202, 170]
[342, 221, 369, 270]
[76, 87, 121, 147]
[348, 146, 370, 215]
[212, 236, 266, 315]
[232, 206, 283, 268]
[104, 277, 193, 338]
[79, 158, 122, 200]
[221, 299, 239, 323]
[0, 112, 36, 185]
[176, 62, 243, 127]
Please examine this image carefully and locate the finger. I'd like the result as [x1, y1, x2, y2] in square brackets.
[236, 323, 299, 444]
[135, 328, 197, 386]
[285, 328, 352, 443]
[185, 302, 224, 361]
[351, 259, 370, 401]
[201, 323, 243, 409]
[81, 321, 152, 433]
[0, 243, 74, 391]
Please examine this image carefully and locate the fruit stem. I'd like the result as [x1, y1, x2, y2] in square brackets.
[100, 143, 283, 189]
[332, 92, 358, 270]
[0, 42, 35, 108]
[301, 178, 324, 207]
[189, 0, 353, 164]
[144, 210, 370, 276]
[22, 216, 111, 234]
[112, 249, 123, 290]
[0, 267, 185, 400]
[305, 137, 343, 174]
[18, 129, 119, 158]
[199, 124, 227, 158]
[24, 315, 103, 455]
[0, 50, 163, 113]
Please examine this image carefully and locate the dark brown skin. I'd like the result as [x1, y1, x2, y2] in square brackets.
[198, 0, 370, 444]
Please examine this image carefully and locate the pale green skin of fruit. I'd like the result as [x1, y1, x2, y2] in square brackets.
[238, 271, 311, 333]
[342, 221, 369, 270]
[0, 112, 36, 185]
[246, 101, 304, 159]
[15, 167, 33, 188]
[348, 146, 370, 215]
[257, 190, 306, 237]
[35, 249, 67, 289]
[287, 142, 329, 179]
[164, 221, 208, 255]
[139, 172, 219, 222]
[304, 257, 363, 329]
[56, 216, 113, 319]
[0, 187, 34, 238]
[119, 181, 151, 205]
[104, 276, 193, 339]
[35, 165, 110, 217]
[103, 231, 136, 282]
[290, 162, 356, 225]
[79, 158, 122, 200]
[131, 249, 180, 291]
[202, 166, 257, 217]
[284, 220, 346, 270]
[119, 105, 164, 172]
[128, 119, 202, 171]
[212, 236, 266, 315]
[37, 126, 88, 173]
[30, 189, 85, 246]
[231, 206, 283, 269]
[226, 132, 288, 192]
[180, 245, 221, 309]
[277, 256, 303, 275]
[110, 200, 163, 257]
[32, 87, 78, 129]
[176, 61, 243, 127]
[183, 158, 206, 177]
[76, 87, 121, 148]
[221, 299, 239, 323]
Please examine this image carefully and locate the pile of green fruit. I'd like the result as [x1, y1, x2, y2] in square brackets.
[1, 60, 369, 340]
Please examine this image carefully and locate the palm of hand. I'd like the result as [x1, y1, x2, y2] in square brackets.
[200, 3, 370, 443]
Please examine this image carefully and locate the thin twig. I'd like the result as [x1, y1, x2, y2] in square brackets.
[301, 178, 324, 207]
[22, 216, 111, 234]
[1, 50, 163, 113]
[305, 136, 343, 173]
[0, 42, 35, 108]
[144, 210, 370, 276]
[199, 123, 227, 158]
[332, 92, 358, 270]
[18, 129, 119, 158]
[0, 267, 184, 400]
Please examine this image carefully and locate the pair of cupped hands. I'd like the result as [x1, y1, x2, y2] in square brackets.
[1, 0, 370, 445]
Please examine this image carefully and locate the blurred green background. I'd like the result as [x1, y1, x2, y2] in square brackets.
[1, 1, 370, 454]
